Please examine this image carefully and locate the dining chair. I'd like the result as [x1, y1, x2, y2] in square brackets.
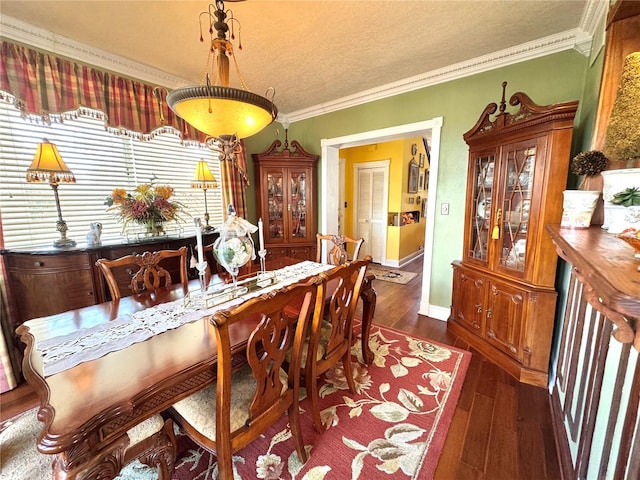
[168, 276, 324, 480]
[96, 246, 189, 300]
[1, 407, 176, 479]
[316, 233, 364, 265]
[303, 255, 372, 433]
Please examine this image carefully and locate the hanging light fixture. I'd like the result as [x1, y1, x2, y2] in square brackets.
[192, 159, 218, 230]
[167, 0, 277, 139]
[26, 139, 77, 248]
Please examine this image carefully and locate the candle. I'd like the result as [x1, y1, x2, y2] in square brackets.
[195, 218, 204, 266]
[258, 217, 265, 251]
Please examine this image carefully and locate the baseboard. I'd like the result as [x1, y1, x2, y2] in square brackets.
[382, 251, 424, 268]
[420, 304, 449, 321]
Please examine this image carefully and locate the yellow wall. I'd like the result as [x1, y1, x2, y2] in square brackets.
[341, 137, 428, 262]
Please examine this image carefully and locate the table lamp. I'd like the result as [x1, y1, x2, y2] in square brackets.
[192, 159, 218, 230]
[26, 139, 77, 247]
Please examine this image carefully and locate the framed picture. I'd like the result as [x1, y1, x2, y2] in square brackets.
[422, 137, 431, 162]
[419, 153, 425, 168]
[409, 197, 415, 204]
[408, 159, 419, 193]
[419, 172, 425, 190]
[422, 198, 428, 218]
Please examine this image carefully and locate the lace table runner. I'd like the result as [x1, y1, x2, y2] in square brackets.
[37, 261, 334, 376]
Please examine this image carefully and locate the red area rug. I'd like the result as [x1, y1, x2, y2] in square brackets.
[170, 322, 470, 479]
[2, 323, 470, 479]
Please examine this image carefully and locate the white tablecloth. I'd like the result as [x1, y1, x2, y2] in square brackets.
[37, 261, 333, 376]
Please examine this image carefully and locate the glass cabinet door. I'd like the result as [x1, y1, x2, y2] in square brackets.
[266, 170, 285, 241]
[289, 170, 308, 239]
[469, 154, 495, 263]
[498, 145, 535, 272]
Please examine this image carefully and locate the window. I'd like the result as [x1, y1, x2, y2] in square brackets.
[0, 99, 223, 248]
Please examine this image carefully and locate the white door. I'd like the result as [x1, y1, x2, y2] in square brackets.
[354, 160, 389, 263]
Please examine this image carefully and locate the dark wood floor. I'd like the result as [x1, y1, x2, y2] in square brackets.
[357, 258, 561, 480]
[2, 257, 561, 478]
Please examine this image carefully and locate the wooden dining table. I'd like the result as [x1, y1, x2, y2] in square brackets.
[16, 257, 376, 479]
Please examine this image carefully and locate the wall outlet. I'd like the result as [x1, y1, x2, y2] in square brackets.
[441, 202, 450, 215]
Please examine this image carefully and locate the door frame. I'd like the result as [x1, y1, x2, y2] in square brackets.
[353, 160, 390, 263]
[320, 117, 443, 318]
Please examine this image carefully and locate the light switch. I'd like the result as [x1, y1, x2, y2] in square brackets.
[441, 203, 450, 215]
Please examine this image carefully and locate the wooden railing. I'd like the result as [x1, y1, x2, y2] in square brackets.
[547, 225, 639, 480]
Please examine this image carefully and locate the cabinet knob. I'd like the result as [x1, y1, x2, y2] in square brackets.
[486, 308, 492, 318]
[87, 291, 93, 296]
[487, 329, 496, 339]
[33, 261, 44, 267]
[476, 304, 482, 313]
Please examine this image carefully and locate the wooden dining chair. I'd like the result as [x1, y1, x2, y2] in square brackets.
[316, 233, 364, 265]
[303, 255, 372, 433]
[1, 408, 176, 479]
[168, 277, 324, 480]
[96, 246, 189, 300]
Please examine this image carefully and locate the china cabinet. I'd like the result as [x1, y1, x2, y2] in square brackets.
[448, 83, 578, 387]
[253, 137, 318, 261]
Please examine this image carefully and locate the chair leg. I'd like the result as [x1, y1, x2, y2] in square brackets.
[216, 443, 234, 480]
[342, 353, 357, 395]
[306, 372, 324, 433]
[288, 401, 308, 463]
[155, 419, 177, 480]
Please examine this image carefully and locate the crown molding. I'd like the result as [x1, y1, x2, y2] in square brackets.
[0, 16, 190, 87]
[2, 7, 607, 125]
[580, 0, 609, 36]
[286, 28, 595, 123]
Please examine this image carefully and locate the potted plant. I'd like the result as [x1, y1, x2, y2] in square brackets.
[605, 187, 640, 234]
[561, 151, 607, 228]
[612, 187, 640, 206]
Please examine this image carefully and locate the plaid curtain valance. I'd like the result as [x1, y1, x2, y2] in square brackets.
[0, 40, 203, 141]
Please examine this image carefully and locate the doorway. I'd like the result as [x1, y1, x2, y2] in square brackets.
[320, 117, 443, 317]
[353, 160, 389, 262]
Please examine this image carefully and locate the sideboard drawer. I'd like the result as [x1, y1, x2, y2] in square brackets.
[3, 252, 96, 325]
[5, 252, 91, 273]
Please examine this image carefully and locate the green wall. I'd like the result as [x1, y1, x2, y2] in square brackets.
[244, 49, 594, 310]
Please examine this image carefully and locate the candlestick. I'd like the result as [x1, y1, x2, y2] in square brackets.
[195, 217, 204, 266]
[258, 217, 265, 252]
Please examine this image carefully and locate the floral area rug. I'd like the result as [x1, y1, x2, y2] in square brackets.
[366, 266, 419, 285]
[2, 323, 469, 480]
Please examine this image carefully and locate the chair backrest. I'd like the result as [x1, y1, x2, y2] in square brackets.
[96, 246, 189, 300]
[316, 233, 365, 265]
[312, 255, 371, 366]
[211, 276, 324, 471]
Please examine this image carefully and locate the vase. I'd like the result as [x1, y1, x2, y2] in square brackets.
[213, 236, 253, 291]
[141, 218, 164, 237]
[561, 190, 600, 229]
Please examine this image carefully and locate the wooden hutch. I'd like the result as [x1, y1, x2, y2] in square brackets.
[252, 136, 319, 262]
[448, 82, 578, 387]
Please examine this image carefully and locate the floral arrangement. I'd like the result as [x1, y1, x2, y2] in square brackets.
[215, 236, 253, 270]
[105, 183, 183, 232]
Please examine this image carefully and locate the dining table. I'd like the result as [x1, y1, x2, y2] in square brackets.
[16, 256, 377, 479]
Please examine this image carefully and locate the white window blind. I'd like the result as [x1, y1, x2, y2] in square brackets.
[0, 100, 223, 249]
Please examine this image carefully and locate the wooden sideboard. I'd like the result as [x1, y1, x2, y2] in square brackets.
[1, 232, 217, 369]
[546, 225, 639, 479]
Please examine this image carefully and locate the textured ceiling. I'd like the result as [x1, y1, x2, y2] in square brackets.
[1, 1, 591, 117]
